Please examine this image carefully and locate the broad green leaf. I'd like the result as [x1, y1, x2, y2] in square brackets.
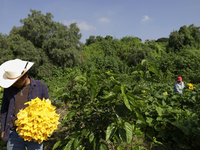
[93, 136, 100, 150]
[90, 86, 97, 100]
[113, 85, 121, 92]
[171, 122, 190, 135]
[126, 92, 144, 108]
[117, 147, 123, 150]
[103, 91, 116, 99]
[67, 110, 76, 121]
[64, 138, 75, 150]
[156, 106, 163, 116]
[121, 85, 125, 95]
[134, 108, 146, 127]
[74, 75, 87, 82]
[141, 59, 147, 65]
[52, 140, 61, 150]
[115, 104, 131, 118]
[134, 108, 145, 122]
[99, 142, 109, 150]
[75, 145, 85, 150]
[148, 63, 159, 75]
[70, 132, 81, 139]
[73, 137, 82, 149]
[81, 129, 87, 137]
[124, 122, 133, 144]
[113, 134, 122, 144]
[89, 131, 95, 143]
[106, 123, 117, 141]
[146, 117, 154, 127]
[123, 94, 132, 111]
[119, 128, 126, 142]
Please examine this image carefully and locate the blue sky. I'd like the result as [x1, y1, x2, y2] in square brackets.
[1, 0, 200, 43]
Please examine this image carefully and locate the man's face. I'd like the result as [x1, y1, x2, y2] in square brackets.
[12, 76, 26, 88]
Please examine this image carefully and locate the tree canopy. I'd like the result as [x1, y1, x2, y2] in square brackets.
[0, 10, 82, 78]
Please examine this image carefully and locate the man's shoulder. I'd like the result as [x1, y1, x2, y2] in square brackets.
[30, 78, 47, 86]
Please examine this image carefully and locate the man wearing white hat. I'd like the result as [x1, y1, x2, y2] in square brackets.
[0, 59, 49, 150]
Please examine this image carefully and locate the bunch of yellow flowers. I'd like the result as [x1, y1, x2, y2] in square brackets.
[187, 83, 194, 90]
[15, 97, 60, 144]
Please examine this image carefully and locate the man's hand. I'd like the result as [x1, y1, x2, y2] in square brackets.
[1, 132, 4, 140]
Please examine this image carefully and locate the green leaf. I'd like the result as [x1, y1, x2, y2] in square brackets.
[99, 142, 109, 150]
[90, 86, 97, 100]
[89, 131, 95, 143]
[124, 122, 133, 144]
[171, 122, 190, 135]
[156, 106, 163, 116]
[75, 145, 85, 150]
[64, 138, 75, 150]
[113, 134, 122, 144]
[119, 128, 127, 142]
[73, 137, 82, 149]
[106, 123, 117, 141]
[63, 110, 76, 123]
[134, 108, 146, 127]
[123, 94, 132, 111]
[81, 129, 87, 137]
[121, 85, 125, 95]
[148, 63, 159, 75]
[113, 85, 121, 92]
[134, 108, 145, 122]
[126, 92, 143, 107]
[115, 105, 131, 118]
[75, 75, 87, 82]
[52, 140, 61, 150]
[103, 91, 116, 99]
[146, 117, 154, 127]
[93, 136, 100, 150]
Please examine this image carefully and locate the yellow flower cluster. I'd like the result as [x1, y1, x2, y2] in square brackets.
[142, 90, 146, 93]
[187, 83, 194, 90]
[15, 97, 60, 144]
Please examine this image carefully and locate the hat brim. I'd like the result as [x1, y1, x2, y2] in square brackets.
[0, 60, 34, 88]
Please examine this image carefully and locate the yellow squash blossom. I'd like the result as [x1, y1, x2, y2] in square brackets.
[163, 92, 168, 95]
[187, 83, 194, 90]
[15, 97, 60, 144]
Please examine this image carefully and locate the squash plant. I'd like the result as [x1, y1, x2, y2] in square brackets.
[52, 68, 153, 150]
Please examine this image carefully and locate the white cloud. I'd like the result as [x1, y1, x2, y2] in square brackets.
[98, 17, 110, 24]
[78, 21, 96, 31]
[63, 20, 75, 26]
[141, 15, 150, 22]
[63, 20, 96, 31]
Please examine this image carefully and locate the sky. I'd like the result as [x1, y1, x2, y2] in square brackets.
[1, 0, 200, 43]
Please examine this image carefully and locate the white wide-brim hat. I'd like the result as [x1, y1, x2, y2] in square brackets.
[0, 59, 34, 88]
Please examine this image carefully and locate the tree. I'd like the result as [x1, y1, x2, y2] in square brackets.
[167, 30, 184, 52]
[1, 9, 82, 78]
[85, 35, 96, 46]
[179, 25, 194, 46]
[156, 37, 169, 43]
[0, 34, 14, 64]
